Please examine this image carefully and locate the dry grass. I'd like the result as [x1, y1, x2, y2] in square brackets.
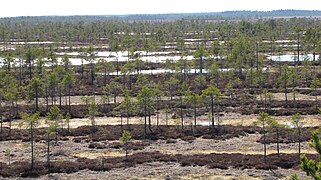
[223, 114, 321, 127]
[257, 92, 316, 101]
[180, 173, 261, 180]
[273, 115, 321, 127]
[71, 150, 128, 159]
[160, 147, 317, 156]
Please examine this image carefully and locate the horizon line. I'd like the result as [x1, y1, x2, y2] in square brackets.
[1, 9, 321, 19]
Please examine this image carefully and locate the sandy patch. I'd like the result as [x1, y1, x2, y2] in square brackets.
[72, 151, 128, 159]
[257, 92, 316, 101]
[160, 148, 316, 156]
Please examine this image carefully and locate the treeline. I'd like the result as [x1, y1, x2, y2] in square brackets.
[0, 15, 319, 46]
[2, 10, 321, 21]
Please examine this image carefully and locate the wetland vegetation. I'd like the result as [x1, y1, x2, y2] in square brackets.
[1, 10, 321, 179]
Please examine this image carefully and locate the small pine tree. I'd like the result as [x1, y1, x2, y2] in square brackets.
[291, 113, 304, 159]
[202, 85, 222, 129]
[298, 129, 321, 179]
[119, 130, 132, 161]
[21, 112, 40, 171]
[253, 112, 271, 160]
[65, 112, 71, 132]
[46, 105, 63, 145]
[44, 123, 57, 172]
[87, 100, 99, 134]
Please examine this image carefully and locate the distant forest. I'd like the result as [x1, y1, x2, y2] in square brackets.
[0, 10, 321, 21]
[1, 10, 321, 21]
[121, 10, 321, 21]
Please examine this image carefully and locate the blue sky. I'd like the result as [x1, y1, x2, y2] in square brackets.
[1, 0, 321, 17]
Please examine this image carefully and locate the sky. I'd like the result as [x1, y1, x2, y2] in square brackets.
[1, 0, 321, 17]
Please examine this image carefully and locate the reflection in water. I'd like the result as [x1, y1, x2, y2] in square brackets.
[100, 68, 267, 75]
[268, 54, 320, 62]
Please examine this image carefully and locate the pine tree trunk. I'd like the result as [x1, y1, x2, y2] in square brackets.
[19, 59, 22, 86]
[30, 125, 34, 171]
[126, 103, 129, 127]
[200, 56, 203, 74]
[68, 86, 71, 113]
[125, 140, 128, 161]
[211, 96, 214, 128]
[55, 127, 58, 145]
[59, 87, 62, 109]
[297, 32, 300, 64]
[277, 128, 280, 157]
[29, 62, 32, 80]
[46, 87, 49, 112]
[81, 60, 84, 78]
[148, 109, 152, 133]
[144, 103, 147, 135]
[284, 68, 288, 107]
[156, 96, 160, 127]
[180, 96, 184, 130]
[47, 133, 50, 172]
[0, 115, 2, 135]
[313, 43, 316, 61]
[298, 129, 301, 158]
[194, 97, 197, 129]
[116, 57, 119, 76]
[91, 63, 95, 85]
[256, 42, 259, 70]
[263, 126, 266, 160]
[35, 86, 38, 112]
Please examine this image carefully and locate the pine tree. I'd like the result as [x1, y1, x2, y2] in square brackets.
[114, 89, 134, 130]
[46, 105, 63, 144]
[202, 85, 222, 129]
[44, 123, 57, 172]
[137, 86, 156, 135]
[292, 113, 304, 159]
[21, 112, 40, 171]
[119, 130, 132, 161]
[267, 118, 285, 157]
[299, 129, 321, 179]
[28, 77, 42, 112]
[253, 112, 271, 160]
[87, 100, 99, 134]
